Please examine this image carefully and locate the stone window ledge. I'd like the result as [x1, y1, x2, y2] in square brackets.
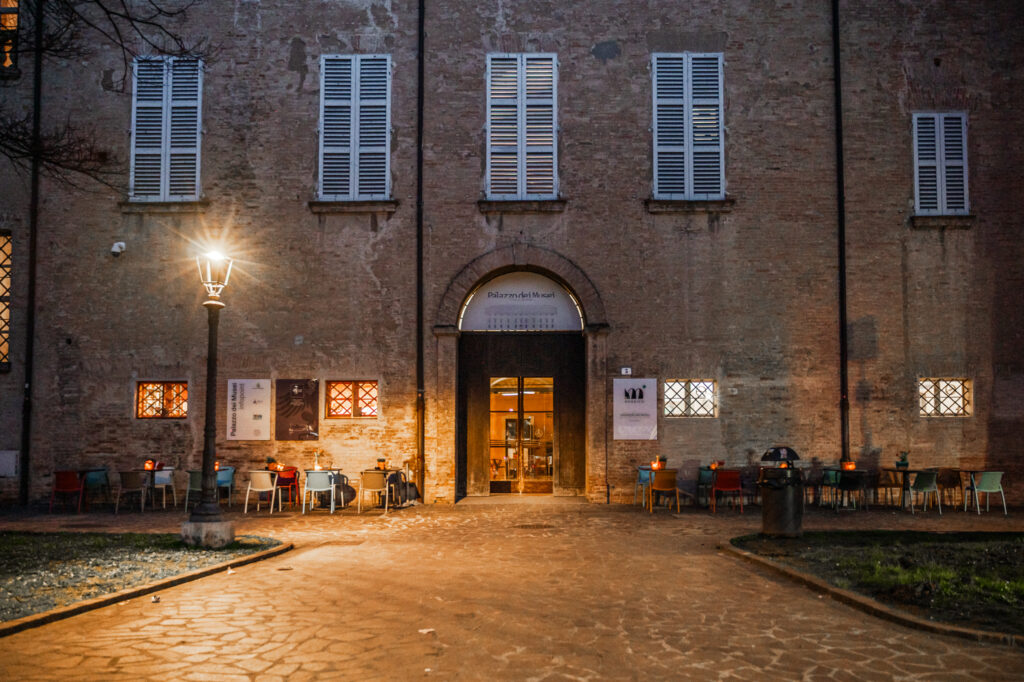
[477, 199, 567, 215]
[120, 200, 209, 215]
[308, 200, 399, 215]
[911, 214, 975, 230]
[644, 197, 735, 214]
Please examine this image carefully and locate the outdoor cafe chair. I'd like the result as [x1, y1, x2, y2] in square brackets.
[152, 467, 177, 508]
[275, 466, 300, 510]
[966, 471, 1007, 515]
[696, 467, 714, 506]
[819, 469, 839, 507]
[184, 470, 203, 508]
[216, 466, 236, 507]
[710, 469, 743, 514]
[634, 466, 653, 506]
[114, 470, 149, 514]
[50, 470, 85, 513]
[244, 470, 279, 513]
[909, 470, 941, 514]
[357, 470, 389, 514]
[936, 467, 963, 508]
[648, 469, 680, 514]
[874, 468, 901, 507]
[302, 470, 337, 514]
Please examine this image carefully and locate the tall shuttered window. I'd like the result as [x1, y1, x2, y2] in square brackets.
[652, 53, 725, 200]
[486, 53, 558, 200]
[129, 57, 202, 201]
[913, 113, 968, 216]
[0, 232, 10, 371]
[0, 0, 17, 77]
[318, 55, 391, 200]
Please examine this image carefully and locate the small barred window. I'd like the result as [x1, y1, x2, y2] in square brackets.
[326, 380, 378, 418]
[136, 381, 188, 418]
[0, 1, 17, 76]
[919, 378, 971, 417]
[664, 380, 717, 417]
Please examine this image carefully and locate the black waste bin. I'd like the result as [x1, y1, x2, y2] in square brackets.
[758, 467, 803, 537]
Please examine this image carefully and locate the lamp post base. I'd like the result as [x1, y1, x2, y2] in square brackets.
[181, 520, 236, 549]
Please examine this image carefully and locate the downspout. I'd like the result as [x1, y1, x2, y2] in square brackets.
[19, 0, 44, 505]
[831, 0, 851, 463]
[415, 0, 426, 497]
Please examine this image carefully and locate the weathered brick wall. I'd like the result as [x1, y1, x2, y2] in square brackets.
[0, 1, 1020, 505]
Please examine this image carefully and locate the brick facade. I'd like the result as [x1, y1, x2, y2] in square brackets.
[0, 1, 1021, 504]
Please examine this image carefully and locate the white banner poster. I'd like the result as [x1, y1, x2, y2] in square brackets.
[613, 378, 658, 440]
[227, 379, 271, 440]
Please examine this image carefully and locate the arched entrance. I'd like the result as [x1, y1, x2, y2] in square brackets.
[457, 272, 586, 497]
[430, 245, 609, 504]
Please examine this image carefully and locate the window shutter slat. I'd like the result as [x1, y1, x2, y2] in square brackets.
[167, 58, 202, 199]
[941, 114, 968, 212]
[130, 58, 167, 199]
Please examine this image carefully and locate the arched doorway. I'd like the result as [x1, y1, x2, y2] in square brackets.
[457, 271, 586, 497]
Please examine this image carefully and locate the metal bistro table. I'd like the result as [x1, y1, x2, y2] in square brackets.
[881, 467, 938, 510]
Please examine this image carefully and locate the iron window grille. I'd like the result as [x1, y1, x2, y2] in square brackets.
[918, 378, 971, 417]
[136, 381, 188, 419]
[664, 380, 717, 417]
[0, 1, 17, 77]
[326, 380, 378, 418]
[0, 231, 9, 371]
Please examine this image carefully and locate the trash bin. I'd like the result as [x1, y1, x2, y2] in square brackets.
[758, 467, 804, 537]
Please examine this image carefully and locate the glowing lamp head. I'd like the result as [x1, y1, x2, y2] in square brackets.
[197, 251, 233, 300]
[214, 461, 220, 471]
[842, 461, 856, 471]
[144, 459, 155, 471]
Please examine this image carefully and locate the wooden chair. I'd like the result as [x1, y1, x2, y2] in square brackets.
[710, 469, 743, 513]
[50, 471, 85, 513]
[648, 469, 680, 513]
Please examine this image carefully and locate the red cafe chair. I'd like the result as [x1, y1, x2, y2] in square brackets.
[710, 469, 744, 514]
[275, 466, 300, 510]
[50, 470, 85, 513]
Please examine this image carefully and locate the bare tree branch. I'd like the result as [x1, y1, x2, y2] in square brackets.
[3, 0, 207, 189]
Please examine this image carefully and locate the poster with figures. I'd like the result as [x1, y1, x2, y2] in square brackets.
[613, 378, 658, 440]
[274, 379, 320, 441]
[227, 379, 271, 440]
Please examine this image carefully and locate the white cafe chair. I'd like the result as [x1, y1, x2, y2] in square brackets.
[244, 470, 278, 514]
[302, 470, 337, 514]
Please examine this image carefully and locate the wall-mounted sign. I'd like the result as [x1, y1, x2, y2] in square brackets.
[275, 379, 319, 441]
[227, 379, 271, 441]
[459, 271, 584, 331]
[613, 378, 657, 440]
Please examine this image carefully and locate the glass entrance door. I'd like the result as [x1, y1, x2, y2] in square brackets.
[489, 377, 554, 494]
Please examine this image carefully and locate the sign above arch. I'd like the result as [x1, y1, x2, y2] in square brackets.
[459, 271, 584, 332]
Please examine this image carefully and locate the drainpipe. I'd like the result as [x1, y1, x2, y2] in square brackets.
[831, 0, 851, 463]
[19, 0, 44, 505]
[415, 0, 426, 497]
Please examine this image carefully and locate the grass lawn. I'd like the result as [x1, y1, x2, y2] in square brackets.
[0, 531, 280, 623]
[733, 531, 1024, 636]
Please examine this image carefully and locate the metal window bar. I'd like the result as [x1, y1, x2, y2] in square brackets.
[0, 233, 10, 369]
[918, 378, 969, 416]
[664, 380, 717, 418]
[136, 382, 188, 418]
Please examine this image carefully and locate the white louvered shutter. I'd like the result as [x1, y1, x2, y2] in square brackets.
[653, 54, 686, 197]
[487, 54, 557, 199]
[653, 53, 724, 200]
[319, 55, 391, 200]
[523, 55, 556, 198]
[914, 112, 968, 215]
[167, 58, 202, 200]
[130, 57, 202, 201]
[130, 58, 167, 200]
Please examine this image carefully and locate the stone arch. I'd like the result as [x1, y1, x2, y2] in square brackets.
[435, 244, 607, 328]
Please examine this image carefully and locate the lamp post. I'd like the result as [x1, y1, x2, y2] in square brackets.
[182, 251, 235, 547]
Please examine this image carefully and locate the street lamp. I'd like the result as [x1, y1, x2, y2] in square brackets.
[182, 250, 235, 547]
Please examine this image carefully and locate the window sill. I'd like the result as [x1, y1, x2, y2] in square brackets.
[120, 200, 209, 215]
[644, 197, 735, 214]
[911, 215, 974, 230]
[308, 200, 399, 215]
[477, 199, 567, 215]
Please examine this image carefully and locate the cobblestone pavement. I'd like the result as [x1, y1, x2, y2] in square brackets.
[0, 499, 1022, 680]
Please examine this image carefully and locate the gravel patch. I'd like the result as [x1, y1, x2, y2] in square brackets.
[0, 531, 280, 622]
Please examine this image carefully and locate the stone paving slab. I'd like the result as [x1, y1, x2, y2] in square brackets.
[0, 502, 1021, 680]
